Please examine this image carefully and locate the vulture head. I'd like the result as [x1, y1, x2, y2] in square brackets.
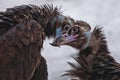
[51, 21, 91, 50]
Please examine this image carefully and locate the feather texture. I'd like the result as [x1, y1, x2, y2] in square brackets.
[0, 4, 72, 80]
[65, 26, 120, 80]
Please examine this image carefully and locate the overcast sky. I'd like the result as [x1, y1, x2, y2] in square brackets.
[0, 0, 120, 80]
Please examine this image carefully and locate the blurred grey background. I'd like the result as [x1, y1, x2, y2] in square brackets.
[0, 0, 120, 80]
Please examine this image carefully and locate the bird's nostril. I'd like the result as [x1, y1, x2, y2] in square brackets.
[64, 35, 67, 37]
[63, 34, 68, 37]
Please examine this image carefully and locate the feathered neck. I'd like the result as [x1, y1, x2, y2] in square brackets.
[80, 27, 109, 56]
[3, 4, 62, 37]
[64, 27, 111, 79]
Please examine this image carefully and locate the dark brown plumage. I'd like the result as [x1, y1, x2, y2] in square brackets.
[52, 21, 120, 80]
[0, 4, 74, 80]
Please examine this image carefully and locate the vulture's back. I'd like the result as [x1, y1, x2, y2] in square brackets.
[0, 5, 47, 80]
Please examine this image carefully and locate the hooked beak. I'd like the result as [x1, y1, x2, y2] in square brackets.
[50, 25, 80, 47]
[50, 34, 78, 47]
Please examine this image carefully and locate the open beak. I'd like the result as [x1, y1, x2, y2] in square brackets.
[50, 34, 78, 47]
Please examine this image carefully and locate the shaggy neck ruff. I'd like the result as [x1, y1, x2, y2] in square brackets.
[65, 27, 117, 80]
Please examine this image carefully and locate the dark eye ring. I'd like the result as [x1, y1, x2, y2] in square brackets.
[72, 27, 79, 33]
[64, 25, 70, 31]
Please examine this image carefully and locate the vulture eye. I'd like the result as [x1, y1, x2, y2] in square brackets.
[68, 27, 79, 35]
[72, 27, 79, 33]
[64, 25, 70, 31]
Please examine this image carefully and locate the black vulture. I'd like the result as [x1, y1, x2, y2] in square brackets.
[0, 4, 75, 80]
[51, 21, 120, 80]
